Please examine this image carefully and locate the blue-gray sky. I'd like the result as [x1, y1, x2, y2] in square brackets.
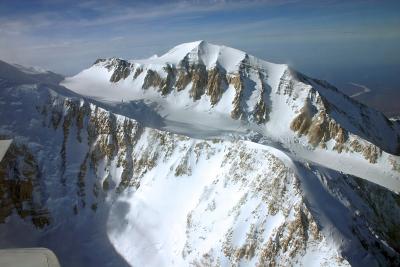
[0, 0, 399, 90]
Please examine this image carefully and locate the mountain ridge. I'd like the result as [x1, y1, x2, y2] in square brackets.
[61, 41, 400, 193]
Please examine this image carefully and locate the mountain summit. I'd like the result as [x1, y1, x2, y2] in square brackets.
[0, 42, 399, 266]
[62, 41, 400, 192]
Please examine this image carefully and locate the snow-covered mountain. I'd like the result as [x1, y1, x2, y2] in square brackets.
[62, 41, 400, 192]
[0, 42, 399, 267]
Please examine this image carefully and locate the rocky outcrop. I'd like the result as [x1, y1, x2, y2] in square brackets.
[276, 69, 296, 96]
[228, 74, 244, 120]
[175, 56, 191, 91]
[133, 67, 143, 79]
[142, 69, 163, 90]
[141, 66, 175, 95]
[109, 59, 132, 82]
[253, 71, 269, 124]
[94, 58, 134, 82]
[257, 205, 323, 266]
[350, 140, 382, 164]
[292, 106, 347, 149]
[174, 149, 192, 176]
[96, 56, 274, 124]
[176, 60, 229, 103]
[0, 143, 50, 228]
[389, 156, 400, 173]
[160, 65, 176, 96]
[183, 143, 350, 266]
[290, 89, 385, 163]
[206, 67, 228, 105]
[188, 64, 208, 100]
[229, 58, 252, 120]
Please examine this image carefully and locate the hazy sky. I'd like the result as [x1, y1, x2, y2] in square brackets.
[0, 0, 399, 90]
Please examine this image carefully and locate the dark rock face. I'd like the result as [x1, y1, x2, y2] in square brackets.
[0, 143, 50, 228]
[133, 67, 143, 79]
[188, 64, 208, 100]
[253, 71, 269, 124]
[175, 59, 227, 103]
[206, 67, 228, 106]
[289, 89, 386, 163]
[160, 65, 176, 96]
[98, 55, 273, 123]
[229, 74, 244, 120]
[94, 58, 134, 82]
[290, 102, 348, 149]
[229, 59, 251, 120]
[142, 67, 178, 96]
[109, 60, 133, 83]
[142, 69, 163, 90]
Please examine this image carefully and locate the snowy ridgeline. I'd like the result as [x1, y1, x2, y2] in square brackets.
[0, 42, 399, 266]
[62, 41, 400, 193]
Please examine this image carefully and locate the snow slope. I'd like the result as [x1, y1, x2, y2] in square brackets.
[62, 41, 400, 193]
[0, 139, 12, 162]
